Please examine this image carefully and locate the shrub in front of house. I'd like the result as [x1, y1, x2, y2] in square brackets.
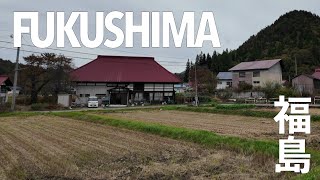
[30, 103, 50, 111]
[0, 102, 11, 112]
[215, 104, 256, 110]
[30, 103, 65, 111]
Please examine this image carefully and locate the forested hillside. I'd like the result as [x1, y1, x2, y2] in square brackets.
[0, 58, 16, 79]
[184, 10, 320, 82]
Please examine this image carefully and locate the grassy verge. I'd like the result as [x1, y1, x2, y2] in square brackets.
[52, 111, 278, 156]
[162, 106, 320, 122]
[0, 111, 42, 117]
[215, 104, 256, 110]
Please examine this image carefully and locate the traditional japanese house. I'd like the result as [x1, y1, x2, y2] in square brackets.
[71, 55, 181, 105]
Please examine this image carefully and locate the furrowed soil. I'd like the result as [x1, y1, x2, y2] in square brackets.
[101, 110, 320, 150]
[0, 115, 289, 180]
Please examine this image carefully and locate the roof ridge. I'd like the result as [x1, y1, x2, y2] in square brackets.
[238, 59, 281, 64]
[229, 59, 281, 71]
[97, 55, 154, 60]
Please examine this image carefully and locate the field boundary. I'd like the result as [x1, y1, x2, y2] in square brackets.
[1, 110, 319, 179]
[161, 106, 320, 122]
[51, 111, 320, 179]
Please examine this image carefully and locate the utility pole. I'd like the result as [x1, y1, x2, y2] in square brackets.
[194, 63, 198, 107]
[295, 56, 298, 76]
[11, 35, 20, 111]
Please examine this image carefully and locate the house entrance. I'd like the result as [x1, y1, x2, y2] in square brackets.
[109, 87, 129, 105]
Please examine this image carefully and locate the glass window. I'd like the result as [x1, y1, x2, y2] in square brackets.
[95, 94, 106, 99]
[0, 87, 6, 93]
[134, 93, 144, 101]
[154, 92, 163, 101]
[149, 93, 154, 101]
[155, 84, 164, 91]
[227, 82, 232, 86]
[253, 71, 260, 77]
[88, 97, 98, 101]
[253, 81, 260, 84]
[85, 94, 90, 97]
[239, 72, 246, 77]
[145, 84, 154, 91]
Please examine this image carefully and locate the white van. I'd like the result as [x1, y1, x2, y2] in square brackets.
[88, 96, 99, 108]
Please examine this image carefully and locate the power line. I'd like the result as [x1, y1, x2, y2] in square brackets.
[0, 40, 188, 64]
[0, 45, 187, 67]
[0, 35, 190, 60]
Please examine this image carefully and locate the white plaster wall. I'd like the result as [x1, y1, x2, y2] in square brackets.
[216, 80, 232, 89]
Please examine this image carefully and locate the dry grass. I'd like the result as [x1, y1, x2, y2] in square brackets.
[0, 115, 289, 179]
[98, 110, 279, 139]
[100, 110, 320, 149]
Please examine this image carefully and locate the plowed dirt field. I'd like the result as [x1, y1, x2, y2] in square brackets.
[0, 115, 288, 179]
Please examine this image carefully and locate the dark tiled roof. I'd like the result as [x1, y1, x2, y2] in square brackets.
[217, 72, 232, 80]
[229, 59, 281, 71]
[71, 55, 181, 83]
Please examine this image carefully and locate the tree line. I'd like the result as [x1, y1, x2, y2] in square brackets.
[0, 53, 74, 104]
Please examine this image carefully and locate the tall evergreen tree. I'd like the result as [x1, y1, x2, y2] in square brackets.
[184, 59, 190, 82]
[206, 53, 212, 70]
[195, 55, 200, 65]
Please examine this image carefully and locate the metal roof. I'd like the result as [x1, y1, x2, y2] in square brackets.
[0, 75, 12, 86]
[71, 55, 181, 83]
[312, 71, 320, 80]
[217, 72, 232, 80]
[229, 59, 281, 71]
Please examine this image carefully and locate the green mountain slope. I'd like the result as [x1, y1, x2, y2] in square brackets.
[190, 10, 320, 81]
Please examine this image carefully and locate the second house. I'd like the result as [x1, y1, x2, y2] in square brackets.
[229, 59, 283, 88]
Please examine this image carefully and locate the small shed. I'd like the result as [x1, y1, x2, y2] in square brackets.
[216, 72, 232, 89]
[0, 75, 13, 104]
[57, 94, 72, 107]
[292, 74, 320, 95]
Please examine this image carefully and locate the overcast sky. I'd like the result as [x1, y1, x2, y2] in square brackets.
[0, 0, 319, 73]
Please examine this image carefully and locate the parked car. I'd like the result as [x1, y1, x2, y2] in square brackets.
[88, 96, 99, 108]
[101, 96, 110, 108]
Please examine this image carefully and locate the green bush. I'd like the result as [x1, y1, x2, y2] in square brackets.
[215, 104, 256, 110]
[236, 82, 253, 92]
[0, 102, 11, 112]
[261, 82, 299, 98]
[198, 96, 212, 103]
[30, 103, 50, 111]
[216, 89, 233, 100]
[277, 87, 299, 97]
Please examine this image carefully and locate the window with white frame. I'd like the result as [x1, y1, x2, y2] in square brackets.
[239, 72, 246, 77]
[253, 71, 260, 77]
[154, 92, 163, 101]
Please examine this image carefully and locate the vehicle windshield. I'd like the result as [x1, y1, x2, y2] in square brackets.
[88, 98, 98, 101]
